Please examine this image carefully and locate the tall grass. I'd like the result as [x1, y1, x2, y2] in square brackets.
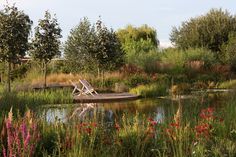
[130, 82, 169, 98]
[1, 96, 236, 157]
[218, 79, 236, 89]
[0, 89, 72, 115]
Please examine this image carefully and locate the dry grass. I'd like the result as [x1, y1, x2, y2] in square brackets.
[31, 73, 81, 86]
[30, 72, 125, 86]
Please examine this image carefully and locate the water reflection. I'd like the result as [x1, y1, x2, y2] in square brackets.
[155, 107, 165, 123]
[40, 99, 182, 124]
[39, 92, 228, 124]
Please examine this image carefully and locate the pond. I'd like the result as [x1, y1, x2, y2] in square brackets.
[38, 91, 230, 125]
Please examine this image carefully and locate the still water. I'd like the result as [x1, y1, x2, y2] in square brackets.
[38, 92, 228, 124]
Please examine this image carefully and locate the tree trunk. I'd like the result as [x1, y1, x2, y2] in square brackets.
[7, 62, 11, 92]
[102, 70, 104, 88]
[43, 61, 47, 89]
[97, 67, 100, 78]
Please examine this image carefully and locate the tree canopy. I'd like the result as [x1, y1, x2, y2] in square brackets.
[0, 5, 32, 91]
[170, 8, 236, 55]
[31, 11, 62, 87]
[64, 18, 124, 73]
[116, 25, 159, 66]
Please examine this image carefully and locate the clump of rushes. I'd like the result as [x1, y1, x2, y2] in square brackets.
[129, 82, 168, 98]
[1, 108, 40, 157]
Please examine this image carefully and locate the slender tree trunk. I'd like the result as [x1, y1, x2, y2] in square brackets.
[102, 70, 104, 88]
[97, 67, 100, 78]
[43, 61, 47, 89]
[7, 62, 11, 92]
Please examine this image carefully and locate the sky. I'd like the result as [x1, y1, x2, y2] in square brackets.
[1, 0, 236, 47]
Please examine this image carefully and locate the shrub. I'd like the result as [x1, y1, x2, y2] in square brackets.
[124, 74, 151, 88]
[129, 82, 168, 97]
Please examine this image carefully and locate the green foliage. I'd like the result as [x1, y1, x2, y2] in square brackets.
[0, 5, 32, 63]
[117, 24, 159, 49]
[130, 82, 168, 97]
[64, 17, 124, 73]
[117, 25, 159, 69]
[160, 48, 186, 74]
[95, 19, 125, 71]
[11, 63, 31, 79]
[31, 11, 62, 87]
[64, 17, 98, 73]
[218, 79, 236, 89]
[220, 34, 236, 71]
[0, 5, 32, 91]
[31, 11, 62, 62]
[124, 74, 151, 88]
[160, 48, 216, 74]
[170, 8, 236, 56]
[0, 89, 72, 115]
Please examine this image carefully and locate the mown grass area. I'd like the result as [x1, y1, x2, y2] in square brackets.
[1, 93, 236, 157]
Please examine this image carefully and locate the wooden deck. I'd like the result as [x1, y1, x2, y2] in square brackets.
[73, 93, 140, 103]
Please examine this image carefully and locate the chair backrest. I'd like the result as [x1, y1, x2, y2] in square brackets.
[79, 79, 94, 91]
[69, 80, 78, 87]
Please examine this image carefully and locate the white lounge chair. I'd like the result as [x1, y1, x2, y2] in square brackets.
[70, 79, 98, 96]
[79, 79, 98, 96]
[70, 80, 84, 96]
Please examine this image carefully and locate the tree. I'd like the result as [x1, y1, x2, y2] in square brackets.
[64, 17, 97, 73]
[94, 19, 124, 72]
[221, 33, 236, 71]
[0, 5, 32, 92]
[64, 18, 124, 73]
[116, 25, 159, 54]
[31, 11, 62, 88]
[170, 8, 236, 58]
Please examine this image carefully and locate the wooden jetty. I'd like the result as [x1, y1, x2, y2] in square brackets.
[73, 93, 140, 103]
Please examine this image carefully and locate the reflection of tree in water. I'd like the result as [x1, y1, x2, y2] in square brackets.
[42, 93, 227, 124]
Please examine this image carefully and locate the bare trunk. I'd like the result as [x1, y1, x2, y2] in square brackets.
[97, 67, 100, 78]
[102, 70, 104, 88]
[43, 61, 47, 89]
[7, 62, 11, 92]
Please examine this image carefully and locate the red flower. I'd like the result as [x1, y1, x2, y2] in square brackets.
[148, 118, 154, 122]
[199, 107, 214, 120]
[195, 123, 211, 138]
[115, 123, 120, 131]
[91, 122, 97, 127]
[170, 122, 179, 128]
[148, 117, 158, 126]
[85, 127, 92, 135]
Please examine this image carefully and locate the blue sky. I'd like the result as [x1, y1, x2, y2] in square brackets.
[1, 0, 236, 47]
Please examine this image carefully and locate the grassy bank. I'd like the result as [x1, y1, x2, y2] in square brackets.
[0, 88, 72, 115]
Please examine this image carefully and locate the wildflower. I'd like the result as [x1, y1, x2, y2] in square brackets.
[170, 122, 179, 128]
[85, 127, 92, 134]
[148, 117, 158, 126]
[115, 123, 120, 131]
[165, 128, 176, 140]
[195, 123, 211, 138]
[91, 122, 97, 127]
[148, 118, 154, 122]
[3, 110, 40, 157]
[199, 107, 214, 120]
